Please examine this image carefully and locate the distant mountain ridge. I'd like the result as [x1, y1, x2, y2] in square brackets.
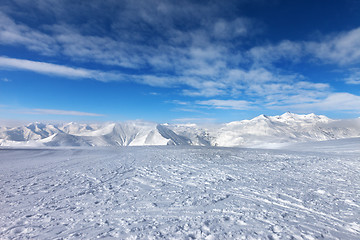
[1, 113, 360, 148]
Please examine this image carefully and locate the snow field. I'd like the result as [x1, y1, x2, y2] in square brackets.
[0, 146, 359, 239]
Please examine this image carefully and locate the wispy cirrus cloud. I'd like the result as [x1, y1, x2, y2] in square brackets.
[248, 40, 303, 66]
[1, 104, 104, 117]
[248, 27, 360, 67]
[0, 56, 129, 82]
[1, 0, 360, 116]
[0, 1, 255, 82]
[2, 55, 342, 115]
[269, 92, 360, 112]
[0, 1, 254, 71]
[307, 27, 360, 65]
[196, 99, 254, 110]
[344, 69, 360, 84]
[0, 5, 258, 97]
[24, 108, 104, 117]
[0, 56, 94, 79]
[0, 56, 315, 100]
[0, 12, 58, 55]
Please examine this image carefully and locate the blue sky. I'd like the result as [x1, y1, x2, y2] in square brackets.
[0, 0, 360, 123]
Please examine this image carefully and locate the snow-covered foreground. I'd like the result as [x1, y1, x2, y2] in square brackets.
[1, 146, 359, 239]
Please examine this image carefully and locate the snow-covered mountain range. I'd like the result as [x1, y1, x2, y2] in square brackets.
[1, 113, 360, 148]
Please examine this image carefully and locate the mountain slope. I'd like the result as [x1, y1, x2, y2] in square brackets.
[1, 113, 359, 148]
[205, 113, 360, 147]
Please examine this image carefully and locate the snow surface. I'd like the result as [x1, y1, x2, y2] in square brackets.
[1, 143, 359, 239]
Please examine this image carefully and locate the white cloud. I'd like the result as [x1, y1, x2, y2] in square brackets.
[0, 12, 58, 55]
[53, 27, 146, 69]
[225, 68, 301, 86]
[27, 108, 104, 117]
[0, 56, 128, 82]
[251, 81, 329, 103]
[0, 8, 249, 85]
[169, 100, 189, 105]
[1, 2, 359, 116]
[272, 92, 360, 112]
[225, 68, 274, 84]
[222, 68, 327, 103]
[182, 79, 228, 97]
[0, 56, 335, 114]
[307, 27, 360, 65]
[212, 17, 254, 40]
[197, 99, 254, 110]
[0, 56, 92, 78]
[248, 40, 303, 65]
[0, 4, 254, 72]
[248, 27, 360, 67]
[0, 8, 309, 102]
[182, 88, 226, 97]
[344, 69, 360, 84]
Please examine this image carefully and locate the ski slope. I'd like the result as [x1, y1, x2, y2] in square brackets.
[1, 143, 359, 239]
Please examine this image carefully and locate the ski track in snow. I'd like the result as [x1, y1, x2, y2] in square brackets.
[0, 146, 359, 239]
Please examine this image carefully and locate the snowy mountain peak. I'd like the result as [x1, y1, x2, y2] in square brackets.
[252, 114, 269, 121]
[1, 113, 359, 148]
[271, 112, 331, 123]
[280, 112, 298, 119]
